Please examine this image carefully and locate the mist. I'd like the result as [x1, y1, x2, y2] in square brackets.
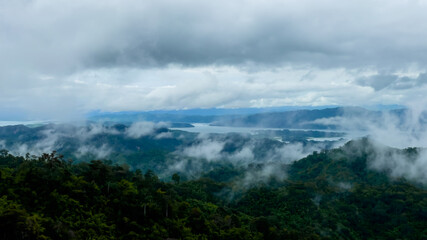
[167, 132, 335, 186]
[365, 140, 427, 185]
[125, 121, 169, 138]
[305, 105, 427, 185]
[1, 105, 426, 186]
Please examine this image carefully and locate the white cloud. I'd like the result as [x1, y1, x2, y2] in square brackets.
[75, 144, 112, 159]
[368, 146, 427, 185]
[182, 138, 225, 162]
[125, 121, 169, 138]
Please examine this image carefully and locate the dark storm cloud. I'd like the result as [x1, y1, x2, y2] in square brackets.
[81, 0, 427, 69]
[3, 0, 427, 72]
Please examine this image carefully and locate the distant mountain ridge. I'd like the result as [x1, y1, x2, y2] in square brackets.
[211, 107, 385, 129]
[87, 106, 409, 130]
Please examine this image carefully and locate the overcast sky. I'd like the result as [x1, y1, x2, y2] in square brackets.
[1, 0, 427, 120]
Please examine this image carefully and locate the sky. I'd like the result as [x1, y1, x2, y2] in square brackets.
[1, 0, 427, 120]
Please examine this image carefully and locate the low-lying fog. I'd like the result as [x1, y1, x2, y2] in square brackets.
[0, 106, 426, 186]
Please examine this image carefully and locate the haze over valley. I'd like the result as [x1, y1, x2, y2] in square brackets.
[0, 0, 426, 239]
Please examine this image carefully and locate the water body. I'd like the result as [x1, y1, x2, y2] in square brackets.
[171, 123, 367, 142]
[171, 123, 291, 134]
[307, 137, 346, 142]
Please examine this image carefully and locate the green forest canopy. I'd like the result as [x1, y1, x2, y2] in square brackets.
[0, 139, 426, 239]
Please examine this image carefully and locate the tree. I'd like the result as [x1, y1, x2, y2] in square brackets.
[172, 173, 180, 185]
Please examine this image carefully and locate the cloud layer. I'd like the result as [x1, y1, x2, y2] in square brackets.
[2, 0, 427, 119]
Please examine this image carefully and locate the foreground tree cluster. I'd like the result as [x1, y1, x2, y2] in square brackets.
[0, 140, 426, 239]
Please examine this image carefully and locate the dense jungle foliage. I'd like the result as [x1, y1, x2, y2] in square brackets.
[0, 139, 426, 239]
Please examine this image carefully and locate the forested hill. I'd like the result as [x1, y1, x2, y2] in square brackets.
[0, 123, 341, 176]
[0, 139, 426, 239]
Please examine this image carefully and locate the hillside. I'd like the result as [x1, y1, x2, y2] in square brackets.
[0, 138, 425, 239]
[0, 123, 342, 176]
